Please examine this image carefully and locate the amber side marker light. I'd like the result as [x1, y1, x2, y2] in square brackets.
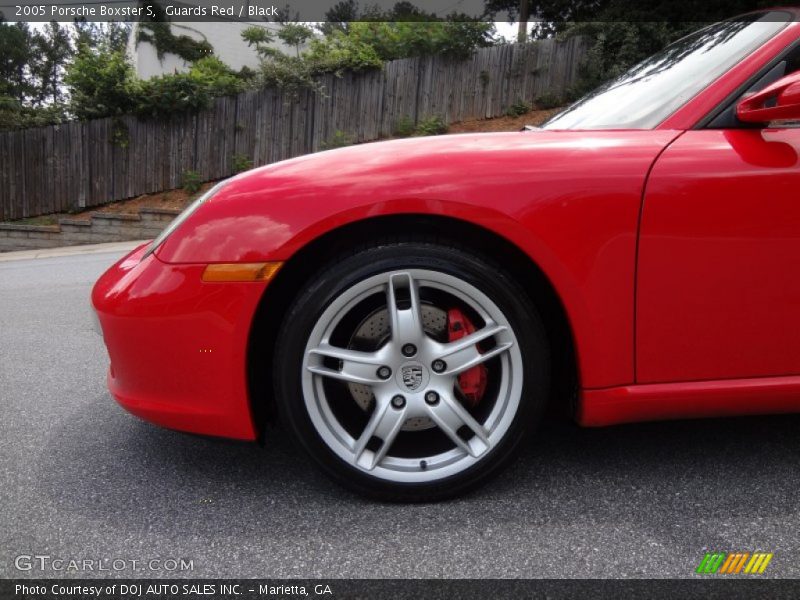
[202, 262, 283, 283]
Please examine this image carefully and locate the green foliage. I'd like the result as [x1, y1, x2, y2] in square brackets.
[66, 45, 136, 120]
[189, 56, 249, 97]
[0, 95, 66, 130]
[415, 115, 447, 136]
[257, 55, 322, 97]
[232, 153, 253, 173]
[393, 115, 415, 137]
[0, 22, 36, 103]
[31, 22, 73, 106]
[182, 170, 202, 194]
[0, 21, 74, 128]
[278, 23, 314, 57]
[341, 21, 494, 62]
[73, 20, 130, 53]
[68, 49, 248, 121]
[131, 73, 212, 118]
[1, 17, 243, 129]
[320, 130, 354, 150]
[137, 2, 212, 62]
[303, 35, 383, 76]
[243, 13, 491, 96]
[0, 21, 73, 107]
[534, 93, 564, 109]
[506, 99, 532, 117]
[241, 26, 275, 55]
[244, 21, 382, 96]
[320, 0, 359, 36]
[243, 26, 319, 96]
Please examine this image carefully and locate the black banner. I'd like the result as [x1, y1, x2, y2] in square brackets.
[5, 579, 800, 600]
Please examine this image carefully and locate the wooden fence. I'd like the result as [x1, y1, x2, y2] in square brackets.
[0, 36, 587, 221]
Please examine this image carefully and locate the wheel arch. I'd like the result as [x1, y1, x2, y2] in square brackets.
[247, 214, 579, 438]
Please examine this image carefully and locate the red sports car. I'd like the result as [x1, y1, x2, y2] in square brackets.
[93, 10, 800, 501]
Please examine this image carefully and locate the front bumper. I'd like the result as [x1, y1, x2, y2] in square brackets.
[91, 243, 267, 440]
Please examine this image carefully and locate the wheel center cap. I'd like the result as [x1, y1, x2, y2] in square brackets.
[397, 362, 429, 392]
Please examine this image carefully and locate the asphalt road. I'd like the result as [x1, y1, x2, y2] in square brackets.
[1, 249, 799, 580]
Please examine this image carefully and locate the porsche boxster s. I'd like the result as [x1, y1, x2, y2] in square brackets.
[93, 10, 800, 501]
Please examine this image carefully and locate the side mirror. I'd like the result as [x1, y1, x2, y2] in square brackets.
[737, 71, 800, 124]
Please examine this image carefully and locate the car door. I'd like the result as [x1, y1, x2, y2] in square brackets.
[636, 56, 800, 384]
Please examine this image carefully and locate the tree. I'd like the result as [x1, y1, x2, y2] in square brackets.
[0, 20, 75, 108]
[65, 43, 135, 120]
[73, 20, 131, 53]
[320, 0, 360, 36]
[277, 23, 314, 57]
[31, 22, 73, 105]
[0, 22, 36, 103]
[242, 26, 277, 57]
[554, 0, 779, 99]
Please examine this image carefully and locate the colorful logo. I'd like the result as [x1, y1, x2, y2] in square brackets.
[696, 552, 773, 575]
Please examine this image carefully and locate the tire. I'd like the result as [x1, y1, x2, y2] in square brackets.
[274, 240, 550, 502]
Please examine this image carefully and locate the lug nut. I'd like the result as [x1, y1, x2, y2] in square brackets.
[401, 343, 417, 357]
[425, 391, 439, 405]
[377, 366, 392, 379]
[391, 395, 406, 409]
[431, 359, 446, 373]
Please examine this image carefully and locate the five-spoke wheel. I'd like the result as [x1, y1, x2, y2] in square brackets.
[275, 241, 548, 501]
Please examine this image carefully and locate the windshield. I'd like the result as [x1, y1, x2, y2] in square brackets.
[542, 12, 791, 130]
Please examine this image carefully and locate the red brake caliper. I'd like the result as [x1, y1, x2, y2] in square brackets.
[446, 308, 487, 409]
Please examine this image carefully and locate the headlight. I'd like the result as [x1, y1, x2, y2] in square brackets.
[142, 179, 229, 260]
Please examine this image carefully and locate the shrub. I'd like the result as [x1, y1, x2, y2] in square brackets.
[303, 34, 383, 75]
[232, 153, 253, 173]
[342, 21, 494, 62]
[182, 170, 202, 194]
[320, 130, 354, 150]
[256, 55, 322, 98]
[66, 46, 136, 120]
[506, 99, 532, 117]
[0, 96, 66, 130]
[67, 37, 250, 122]
[415, 115, 448, 136]
[245, 28, 382, 97]
[189, 56, 248, 97]
[534, 93, 564, 110]
[392, 115, 415, 137]
[131, 73, 212, 118]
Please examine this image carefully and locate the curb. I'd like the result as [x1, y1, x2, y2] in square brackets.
[0, 240, 149, 263]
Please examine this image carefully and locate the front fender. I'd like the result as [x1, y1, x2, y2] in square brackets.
[155, 130, 681, 388]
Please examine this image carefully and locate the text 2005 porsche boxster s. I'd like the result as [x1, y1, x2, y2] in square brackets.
[94, 11, 800, 500]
